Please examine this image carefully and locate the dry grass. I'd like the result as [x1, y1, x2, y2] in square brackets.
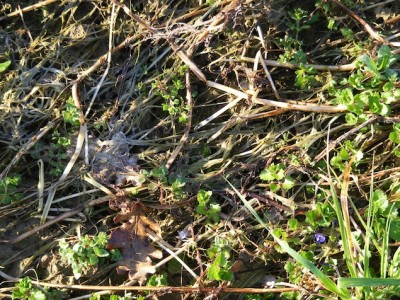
[0, 0, 400, 299]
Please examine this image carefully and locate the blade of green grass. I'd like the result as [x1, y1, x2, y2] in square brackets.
[339, 277, 400, 288]
[225, 179, 351, 299]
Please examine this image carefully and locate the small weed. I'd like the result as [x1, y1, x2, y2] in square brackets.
[259, 163, 295, 192]
[207, 237, 234, 282]
[89, 294, 134, 300]
[331, 45, 399, 124]
[62, 97, 80, 127]
[152, 66, 189, 124]
[140, 165, 188, 200]
[12, 277, 66, 300]
[58, 232, 121, 279]
[0, 175, 22, 205]
[196, 189, 221, 224]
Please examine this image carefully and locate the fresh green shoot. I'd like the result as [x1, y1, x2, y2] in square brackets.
[196, 189, 221, 224]
[259, 163, 295, 192]
[0, 175, 22, 205]
[62, 97, 80, 127]
[152, 66, 189, 124]
[59, 232, 121, 279]
[0, 60, 11, 72]
[89, 294, 134, 300]
[146, 272, 168, 287]
[207, 237, 234, 282]
[12, 277, 65, 300]
[48, 129, 72, 177]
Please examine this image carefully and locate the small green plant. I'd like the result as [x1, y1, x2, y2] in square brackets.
[59, 232, 121, 279]
[89, 294, 134, 300]
[196, 189, 221, 224]
[0, 59, 11, 72]
[62, 97, 80, 127]
[305, 201, 336, 230]
[259, 163, 295, 192]
[295, 64, 321, 90]
[152, 65, 189, 124]
[207, 237, 234, 282]
[287, 8, 318, 38]
[331, 45, 399, 125]
[330, 140, 363, 171]
[0, 175, 22, 205]
[140, 166, 187, 200]
[12, 277, 65, 300]
[146, 272, 168, 289]
[277, 35, 307, 64]
[48, 129, 72, 177]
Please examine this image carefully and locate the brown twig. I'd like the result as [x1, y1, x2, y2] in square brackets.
[0, 269, 301, 294]
[0, 0, 57, 22]
[238, 56, 356, 72]
[327, 0, 400, 47]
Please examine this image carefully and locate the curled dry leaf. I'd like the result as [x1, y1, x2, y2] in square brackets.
[107, 198, 162, 284]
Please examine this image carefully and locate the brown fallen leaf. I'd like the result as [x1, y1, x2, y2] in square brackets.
[107, 198, 162, 284]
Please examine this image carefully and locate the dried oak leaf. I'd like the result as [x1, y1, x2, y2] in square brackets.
[107, 199, 162, 284]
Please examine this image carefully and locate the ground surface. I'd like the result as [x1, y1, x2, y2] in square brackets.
[1, 0, 400, 299]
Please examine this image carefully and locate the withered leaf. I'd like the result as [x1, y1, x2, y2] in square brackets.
[107, 199, 162, 284]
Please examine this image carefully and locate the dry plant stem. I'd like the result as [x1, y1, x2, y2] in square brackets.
[238, 56, 356, 72]
[166, 72, 193, 169]
[188, 0, 239, 54]
[37, 159, 44, 212]
[112, 0, 346, 113]
[257, 51, 281, 100]
[84, 3, 116, 119]
[340, 155, 357, 272]
[0, 195, 114, 244]
[0, 120, 57, 179]
[386, 15, 400, 25]
[194, 97, 242, 131]
[328, 0, 400, 47]
[0, 270, 300, 294]
[0, 0, 57, 21]
[208, 81, 347, 113]
[146, 229, 199, 280]
[314, 116, 378, 162]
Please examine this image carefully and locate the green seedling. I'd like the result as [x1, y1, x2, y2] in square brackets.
[207, 237, 234, 282]
[12, 277, 65, 300]
[0, 175, 22, 205]
[89, 294, 134, 300]
[0, 60, 11, 72]
[260, 163, 295, 192]
[196, 189, 221, 224]
[59, 232, 121, 280]
[152, 65, 189, 124]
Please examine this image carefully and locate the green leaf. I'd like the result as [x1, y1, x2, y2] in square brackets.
[93, 247, 109, 257]
[377, 45, 397, 70]
[0, 60, 11, 72]
[282, 176, 295, 190]
[339, 277, 400, 288]
[288, 218, 299, 230]
[389, 220, 400, 241]
[30, 290, 47, 300]
[358, 54, 378, 75]
[345, 113, 358, 125]
[197, 190, 212, 204]
[372, 189, 388, 213]
[270, 183, 280, 192]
